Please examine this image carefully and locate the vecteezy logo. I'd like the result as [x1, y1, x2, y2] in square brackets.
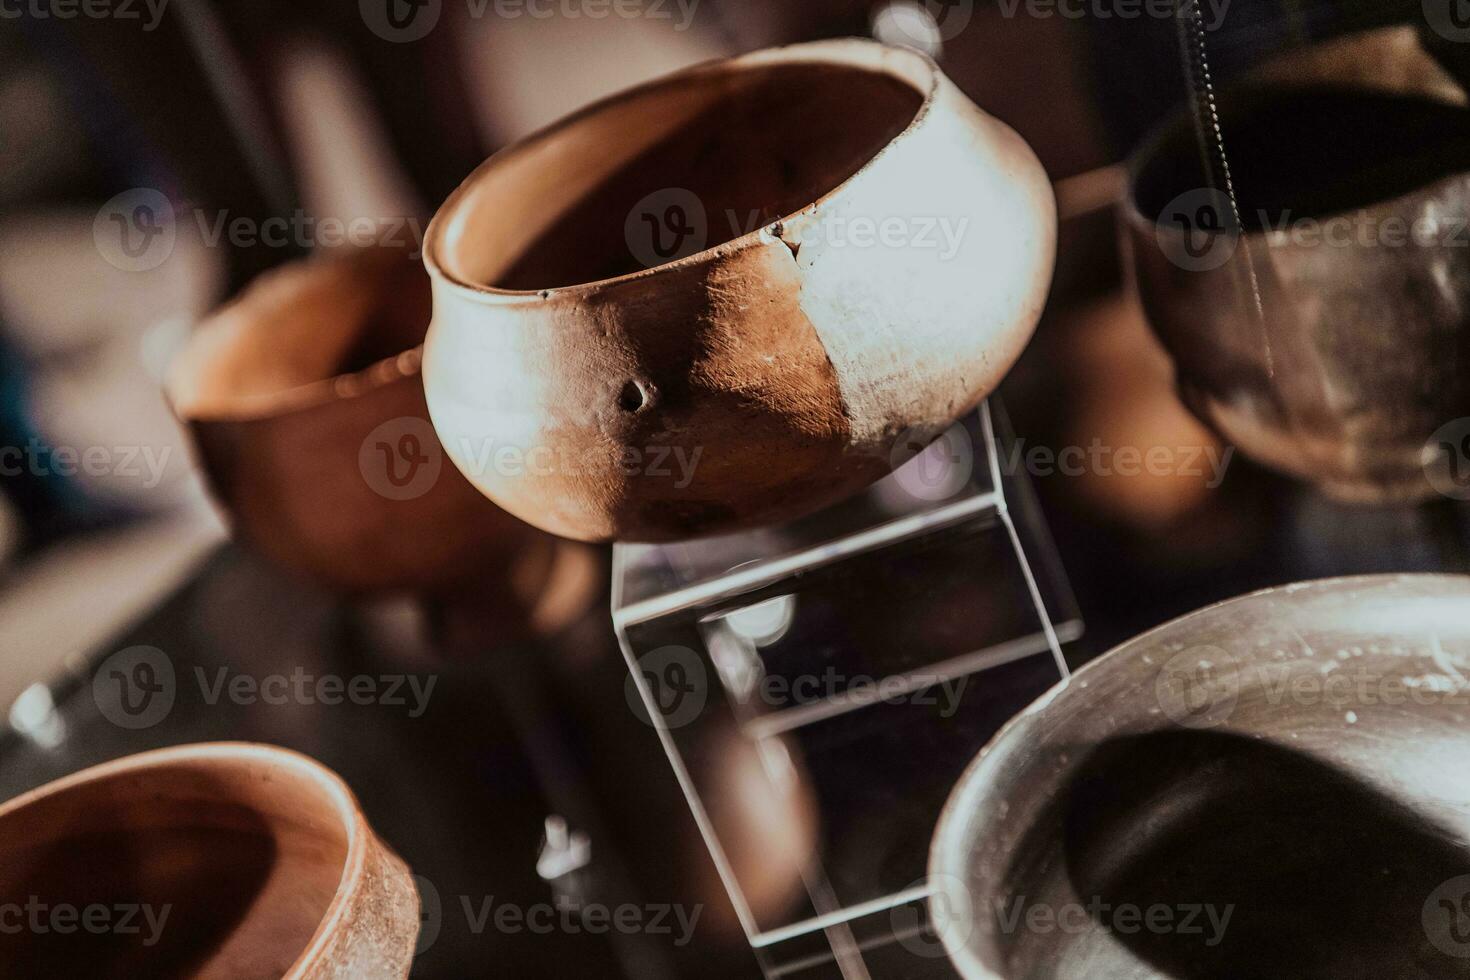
[359, 417, 443, 501]
[360, 0, 440, 42]
[921, 0, 973, 39]
[1155, 645, 1238, 729]
[94, 189, 177, 272]
[1424, 0, 1470, 43]
[1425, 875, 1470, 958]
[406, 873, 442, 955]
[923, 0, 970, 35]
[892, 873, 973, 959]
[93, 645, 176, 730]
[387, 0, 428, 28]
[624, 645, 707, 729]
[624, 188, 707, 270]
[1155, 188, 1239, 272]
[1425, 418, 1470, 501]
[889, 423, 974, 502]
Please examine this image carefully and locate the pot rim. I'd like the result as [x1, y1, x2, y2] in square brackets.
[422, 37, 941, 305]
[1122, 83, 1470, 236]
[0, 741, 378, 980]
[925, 572, 1470, 977]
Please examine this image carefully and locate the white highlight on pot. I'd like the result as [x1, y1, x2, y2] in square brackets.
[872, 1, 945, 57]
[8, 683, 65, 750]
[723, 594, 797, 648]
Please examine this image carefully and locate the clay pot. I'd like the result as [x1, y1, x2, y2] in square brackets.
[0, 742, 418, 978]
[930, 574, 1470, 978]
[423, 38, 1056, 542]
[1125, 42, 1470, 504]
[167, 244, 571, 607]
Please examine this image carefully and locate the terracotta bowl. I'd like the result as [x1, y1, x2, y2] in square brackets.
[0, 743, 418, 978]
[166, 245, 545, 595]
[423, 38, 1056, 542]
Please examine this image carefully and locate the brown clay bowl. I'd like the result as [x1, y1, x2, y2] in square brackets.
[166, 244, 552, 598]
[423, 38, 1056, 542]
[0, 742, 418, 978]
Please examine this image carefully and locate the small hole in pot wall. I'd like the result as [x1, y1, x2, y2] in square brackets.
[619, 381, 647, 413]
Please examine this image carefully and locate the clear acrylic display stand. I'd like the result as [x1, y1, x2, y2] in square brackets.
[613, 402, 1081, 978]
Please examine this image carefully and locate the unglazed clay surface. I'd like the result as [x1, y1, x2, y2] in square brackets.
[166, 245, 540, 594]
[423, 39, 1056, 542]
[0, 743, 418, 978]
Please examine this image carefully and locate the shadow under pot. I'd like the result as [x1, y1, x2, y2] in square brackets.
[0, 743, 419, 978]
[1124, 86, 1470, 504]
[930, 573, 1470, 979]
[422, 38, 1057, 542]
[166, 245, 597, 641]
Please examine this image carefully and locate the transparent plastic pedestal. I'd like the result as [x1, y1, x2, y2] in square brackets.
[613, 402, 1081, 979]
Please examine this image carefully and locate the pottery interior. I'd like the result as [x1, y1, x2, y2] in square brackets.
[424, 38, 1056, 542]
[0, 743, 417, 979]
[1126, 84, 1470, 503]
[930, 574, 1470, 980]
[464, 63, 924, 292]
[166, 245, 544, 596]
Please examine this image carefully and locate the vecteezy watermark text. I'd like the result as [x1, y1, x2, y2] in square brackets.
[624, 644, 969, 730]
[194, 666, 437, 718]
[995, 0, 1228, 26]
[454, 438, 702, 490]
[624, 188, 973, 270]
[891, 875, 1234, 960]
[94, 188, 426, 272]
[357, 417, 706, 502]
[407, 875, 702, 953]
[0, 0, 168, 29]
[0, 440, 173, 489]
[461, 895, 701, 945]
[0, 899, 171, 946]
[360, 0, 699, 43]
[999, 438, 1234, 488]
[1155, 644, 1470, 728]
[92, 646, 437, 730]
[990, 896, 1233, 946]
[1156, 188, 1470, 272]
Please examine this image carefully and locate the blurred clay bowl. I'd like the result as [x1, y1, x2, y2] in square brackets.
[423, 38, 1056, 542]
[0, 742, 418, 979]
[1125, 32, 1470, 504]
[166, 245, 554, 599]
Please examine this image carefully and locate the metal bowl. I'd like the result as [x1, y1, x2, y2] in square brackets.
[931, 574, 1470, 979]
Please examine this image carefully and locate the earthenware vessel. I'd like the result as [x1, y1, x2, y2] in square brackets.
[0, 742, 418, 978]
[423, 38, 1056, 542]
[167, 244, 539, 592]
[929, 574, 1470, 979]
[167, 245, 603, 645]
[1125, 55, 1470, 503]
